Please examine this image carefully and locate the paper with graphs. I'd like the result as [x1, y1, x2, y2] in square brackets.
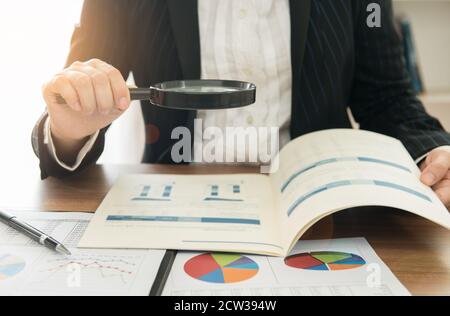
[163, 238, 410, 296]
[0, 211, 165, 296]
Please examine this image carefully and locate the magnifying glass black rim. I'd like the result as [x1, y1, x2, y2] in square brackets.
[55, 79, 256, 111]
[149, 79, 256, 110]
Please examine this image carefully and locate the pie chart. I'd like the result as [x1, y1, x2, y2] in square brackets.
[184, 253, 259, 284]
[285, 251, 366, 271]
[0, 254, 26, 280]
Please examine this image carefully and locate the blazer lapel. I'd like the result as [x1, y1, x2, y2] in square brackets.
[290, 0, 311, 73]
[167, 0, 201, 79]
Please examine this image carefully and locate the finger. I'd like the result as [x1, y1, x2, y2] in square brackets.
[43, 75, 81, 112]
[70, 65, 115, 115]
[419, 157, 429, 171]
[433, 178, 450, 190]
[93, 61, 130, 111]
[421, 150, 450, 186]
[63, 70, 97, 115]
[435, 185, 450, 208]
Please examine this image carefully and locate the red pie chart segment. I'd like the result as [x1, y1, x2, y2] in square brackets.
[184, 253, 259, 284]
[184, 253, 221, 279]
[284, 253, 324, 269]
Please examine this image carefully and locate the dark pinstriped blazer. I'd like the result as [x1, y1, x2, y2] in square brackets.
[32, 0, 450, 179]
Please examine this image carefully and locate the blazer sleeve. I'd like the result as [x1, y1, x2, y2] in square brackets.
[32, 0, 135, 179]
[349, 0, 450, 160]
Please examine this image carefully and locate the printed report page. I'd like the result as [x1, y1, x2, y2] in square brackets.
[270, 129, 450, 252]
[79, 174, 283, 255]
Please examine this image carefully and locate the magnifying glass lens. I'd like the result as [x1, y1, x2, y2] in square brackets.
[145, 80, 256, 110]
[165, 86, 242, 93]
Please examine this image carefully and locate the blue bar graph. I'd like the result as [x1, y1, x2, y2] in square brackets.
[140, 185, 151, 197]
[211, 185, 219, 197]
[281, 157, 412, 193]
[107, 215, 260, 225]
[132, 184, 173, 201]
[287, 179, 432, 217]
[162, 185, 173, 198]
[204, 184, 244, 202]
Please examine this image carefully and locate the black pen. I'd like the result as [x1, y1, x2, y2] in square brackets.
[0, 210, 71, 256]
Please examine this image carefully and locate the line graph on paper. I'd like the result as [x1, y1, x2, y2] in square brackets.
[26, 251, 148, 292]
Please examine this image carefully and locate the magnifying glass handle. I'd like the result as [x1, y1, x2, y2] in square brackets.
[53, 87, 153, 105]
[129, 88, 154, 101]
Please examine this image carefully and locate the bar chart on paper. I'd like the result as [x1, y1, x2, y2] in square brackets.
[103, 177, 262, 226]
[203, 183, 244, 202]
[79, 174, 278, 253]
[132, 183, 174, 202]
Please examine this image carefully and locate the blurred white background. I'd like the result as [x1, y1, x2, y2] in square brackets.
[0, 0, 448, 181]
[0, 0, 145, 180]
[0, 1, 83, 178]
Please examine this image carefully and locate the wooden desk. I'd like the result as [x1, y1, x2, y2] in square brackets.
[1, 164, 449, 295]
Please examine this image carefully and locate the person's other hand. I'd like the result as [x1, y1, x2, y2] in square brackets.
[420, 146, 450, 210]
[42, 58, 130, 144]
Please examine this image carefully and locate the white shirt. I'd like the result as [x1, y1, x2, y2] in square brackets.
[45, 0, 293, 169]
[197, 0, 292, 161]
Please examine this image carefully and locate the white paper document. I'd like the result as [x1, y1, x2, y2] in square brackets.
[0, 211, 165, 296]
[80, 173, 282, 255]
[163, 238, 410, 296]
[79, 129, 450, 256]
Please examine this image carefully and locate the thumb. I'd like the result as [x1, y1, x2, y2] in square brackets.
[421, 150, 450, 186]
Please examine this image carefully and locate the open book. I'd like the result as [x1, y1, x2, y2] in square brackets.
[79, 129, 450, 256]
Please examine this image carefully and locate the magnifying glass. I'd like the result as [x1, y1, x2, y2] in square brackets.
[55, 79, 256, 110]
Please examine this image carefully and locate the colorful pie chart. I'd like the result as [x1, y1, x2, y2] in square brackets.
[184, 253, 259, 284]
[0, 254, 26, 281]
[285, 251, 366, 271]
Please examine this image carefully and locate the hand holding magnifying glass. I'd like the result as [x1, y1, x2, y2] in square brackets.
[54, 79, 256, 110]
[42, 59, 256, 165]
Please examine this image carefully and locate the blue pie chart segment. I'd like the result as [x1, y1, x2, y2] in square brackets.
[0, 254, 26, 280]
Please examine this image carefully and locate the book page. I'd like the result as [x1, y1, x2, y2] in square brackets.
[0, 211, 165, 296]
[271, 129, 450, 253]
[79, 174, 283, 256]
